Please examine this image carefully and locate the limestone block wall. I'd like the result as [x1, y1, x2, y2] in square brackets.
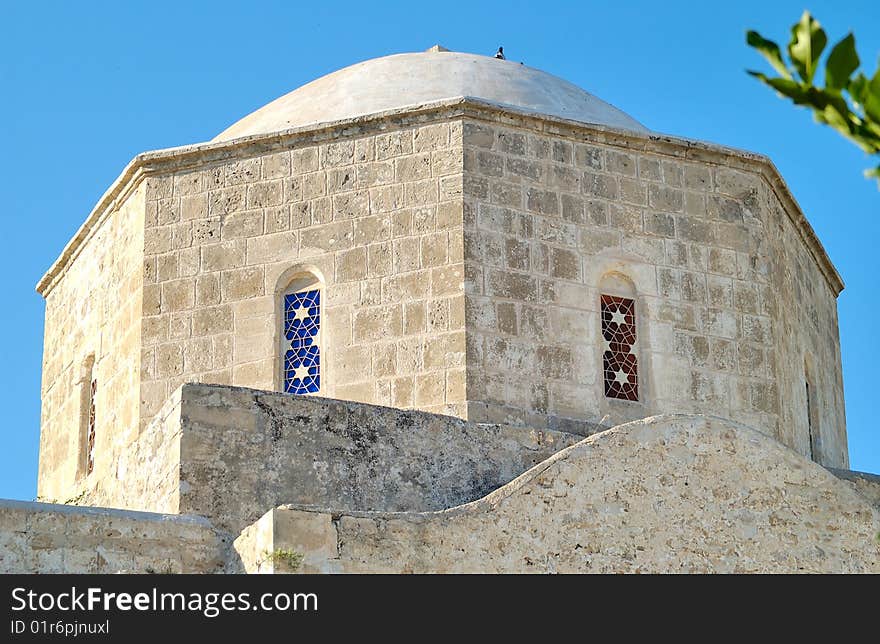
[261, 415, 879, 574]
[762, 185, 847, 465]
[0, 499, 227, 573]
[80, 387, 183, 515]
[172, 383, 576, 533]
[61, 383, 575, 535]
[140, 118, 467, 434]
[35, 102, 850, 501]
[459, 117, 846, 466]
[231, 506, 335, 574]
[37, 184, 146, 502]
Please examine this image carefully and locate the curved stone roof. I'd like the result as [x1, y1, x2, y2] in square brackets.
[214, 49, 649, 141]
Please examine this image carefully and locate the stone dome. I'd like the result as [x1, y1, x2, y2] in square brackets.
[213, 48, 648, 141]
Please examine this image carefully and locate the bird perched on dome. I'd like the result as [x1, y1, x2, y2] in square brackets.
[494, 47, 505, 60]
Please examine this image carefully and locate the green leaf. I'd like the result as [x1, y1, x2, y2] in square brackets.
[862, 67, 880, 124]
[846, 127, 880, 154]
[746, 30, 792, 79]
[846, 107, 880, 149]
[749, 71, 811, 104]
[825, 33, 859, 90]
[862, 117, 880, 143]
[848, 71, 880, 123]
[807, 86, 852, 113]
[817, 103, 855, 140]
[748, 13, 880, 187]
[850, 73, 869, 108]
[788, 11, 827, 83]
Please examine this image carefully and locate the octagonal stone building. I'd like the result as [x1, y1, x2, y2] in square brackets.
[37, 47, 848, 506]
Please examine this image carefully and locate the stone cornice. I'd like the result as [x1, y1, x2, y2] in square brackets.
[36, 97, 844, 297]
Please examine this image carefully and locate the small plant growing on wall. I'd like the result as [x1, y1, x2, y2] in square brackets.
[262, 548, 304, 572]
[63, 490, 88, 505]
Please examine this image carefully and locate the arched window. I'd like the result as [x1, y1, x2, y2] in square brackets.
[599, 274, 639, 402]
[281, 273, 322, 395]
[78, 355, 97, 478]
[87, 377, 97, 474]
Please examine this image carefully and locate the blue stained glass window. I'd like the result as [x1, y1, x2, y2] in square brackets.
[283, 289, 320, 394]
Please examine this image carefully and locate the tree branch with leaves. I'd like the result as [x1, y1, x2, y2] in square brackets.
[747, 11, 880, 186]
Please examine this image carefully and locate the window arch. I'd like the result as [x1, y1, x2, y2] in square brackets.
[280, 272, 323, 395]
[77, 354, 97, 478]
[599, 273, 639, 402]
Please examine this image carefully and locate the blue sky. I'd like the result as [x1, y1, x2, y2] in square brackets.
[0, 1, 877, 500]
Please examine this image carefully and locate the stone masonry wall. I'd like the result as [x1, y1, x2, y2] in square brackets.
[0, 499, 227, 573]
[175, 383, 576, 533]
[140, 118, 467, 434]
[36, 104, 850, 502]
[762, 184, 847, 466]
[80, 388, 183, 515]
[38, 184, 146, 503]
[460, 117, 846, 465]
[830, 468, 880, 510]
[262, 415, 879, 573]
[49, 383, 575, 535]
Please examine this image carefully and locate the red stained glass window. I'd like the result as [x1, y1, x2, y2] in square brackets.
[601, 294, 638, 401]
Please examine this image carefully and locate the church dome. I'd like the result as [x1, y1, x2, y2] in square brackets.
[213, 48, 648, 141]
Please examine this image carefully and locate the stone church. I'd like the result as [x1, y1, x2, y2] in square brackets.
[3, 47, 878, 573]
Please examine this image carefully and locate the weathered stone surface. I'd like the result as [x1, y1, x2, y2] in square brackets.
[33, 74, 854, 575]
[36, 184, 146, 502]
[829, 468, 880, 510]
[91, 383, 577, 534]
[0, 500, 226, 574]
[265, 415, 880, 573]
[460, 118, 846, 467]
[11, 404, 879, 574]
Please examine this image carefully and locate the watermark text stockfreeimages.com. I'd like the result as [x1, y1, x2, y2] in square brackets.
[10, 586, 318, 619]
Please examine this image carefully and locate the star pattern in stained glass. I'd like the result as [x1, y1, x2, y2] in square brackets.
[283, 289, 320, 395]
[601, 294, 638, 401]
